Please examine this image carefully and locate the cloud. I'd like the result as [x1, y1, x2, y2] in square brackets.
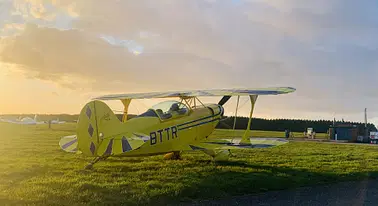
[0, 23, 233, 93]
[0, 0, 378, 124]
[0, 0, 78, 37]
[99, 34, 144, 55]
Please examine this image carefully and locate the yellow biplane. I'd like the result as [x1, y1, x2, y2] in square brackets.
[59, 87, 295, 169]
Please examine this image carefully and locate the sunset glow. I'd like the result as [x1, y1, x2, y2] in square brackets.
[0, 0, 377, 125]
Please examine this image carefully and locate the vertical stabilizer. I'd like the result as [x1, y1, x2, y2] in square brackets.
[76, 101, 119, 156]
[74, 100, 145, 157]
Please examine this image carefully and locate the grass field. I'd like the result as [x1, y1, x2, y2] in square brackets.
[1, 123, 378, 205]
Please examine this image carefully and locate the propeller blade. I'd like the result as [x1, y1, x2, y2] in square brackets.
[218, 96, 231, 106]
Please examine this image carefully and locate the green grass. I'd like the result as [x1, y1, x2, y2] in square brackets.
[0, 123, 378, 205]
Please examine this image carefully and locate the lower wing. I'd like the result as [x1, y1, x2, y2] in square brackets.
[184, 137, 289, 151]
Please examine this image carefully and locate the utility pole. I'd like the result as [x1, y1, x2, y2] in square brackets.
[365, 108, 368, 127]
[365, 108, 368, 139]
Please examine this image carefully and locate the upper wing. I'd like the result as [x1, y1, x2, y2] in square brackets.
[93, 87, 296, 100]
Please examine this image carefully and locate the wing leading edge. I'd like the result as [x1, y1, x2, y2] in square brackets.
[93, 87, 296, 100]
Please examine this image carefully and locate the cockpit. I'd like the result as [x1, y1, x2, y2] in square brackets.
[135, 100, 189, 120]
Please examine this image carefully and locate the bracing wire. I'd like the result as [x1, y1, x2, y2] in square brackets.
[217, 96, 251, 138]
[220, 97, 249, 122]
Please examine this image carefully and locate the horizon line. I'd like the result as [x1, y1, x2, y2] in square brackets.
[0, 113, 374, 124]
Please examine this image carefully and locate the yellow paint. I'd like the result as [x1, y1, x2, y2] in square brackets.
[120, 99, 132, 122]
[241, 95, 258, 144]
[61, 87, 296, 160]
[75, 100, 222, 157]
[163, 152, 175, 159]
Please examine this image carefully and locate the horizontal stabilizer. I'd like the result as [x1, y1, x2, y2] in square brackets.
[59, 135, 79, 153]
[96, 133, 148, 156]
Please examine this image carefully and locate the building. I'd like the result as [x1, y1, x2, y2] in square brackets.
[370, 132, 378, 144]
[329, 124, 358, 142]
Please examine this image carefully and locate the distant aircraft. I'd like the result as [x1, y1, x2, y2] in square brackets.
[0, 115, 45, 125]
[59, 87, 296, 169]
[50, 118, 66, 124]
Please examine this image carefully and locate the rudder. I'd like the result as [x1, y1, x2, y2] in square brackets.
[77, 100, 120, 156]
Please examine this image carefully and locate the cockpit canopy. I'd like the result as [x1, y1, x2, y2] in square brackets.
[136, 100, 189, 120]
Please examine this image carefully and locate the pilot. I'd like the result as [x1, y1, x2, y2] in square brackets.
[169, 103, 179, 112]
[156, 109, 172, 119]
[169, 103, 179, 113]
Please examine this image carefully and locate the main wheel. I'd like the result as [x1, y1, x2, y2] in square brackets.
[163, 151, 182, 160]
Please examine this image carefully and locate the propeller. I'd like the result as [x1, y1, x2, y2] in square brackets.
[218, 96, 231, 106]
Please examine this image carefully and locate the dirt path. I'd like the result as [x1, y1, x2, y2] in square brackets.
[287, 137, 378, 146]
[187, 179, 378, 206]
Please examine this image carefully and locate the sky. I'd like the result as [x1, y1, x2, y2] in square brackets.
[0, 0, 377, 125]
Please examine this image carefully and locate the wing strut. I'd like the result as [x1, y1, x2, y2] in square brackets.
[233, 96, 240, 130]
[240, 95, 258, 145]
[120, 99, 132, 122]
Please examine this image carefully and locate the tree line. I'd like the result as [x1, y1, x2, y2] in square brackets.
[217, 116, 377, 134]
[2, 114, 376, 134]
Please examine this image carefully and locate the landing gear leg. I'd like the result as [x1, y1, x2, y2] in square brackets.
[84, 156, 108, 170]
[228, 149, 234, 157]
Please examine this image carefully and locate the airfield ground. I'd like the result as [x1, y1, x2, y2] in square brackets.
[1, 123, 378, 205]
